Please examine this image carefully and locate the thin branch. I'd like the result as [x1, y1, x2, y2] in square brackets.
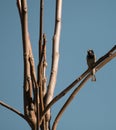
[41, 34, 48, 130]
[52, 45, 116, 130]
[29, 55, 38, 101]
[38, 42, 46, 118]
[45, 0, 62, 121]
[52, 74, 91, 130]
[37, 0, 44, 129]
[0, 101, 30, 125]
[42, 70, 89, 118]
[36, 40, 47, 128]
[42, 45, 116, 119]
[17, 0, 22, 23]
[42, 33, 47, 97]
[38, 0, 44, 59]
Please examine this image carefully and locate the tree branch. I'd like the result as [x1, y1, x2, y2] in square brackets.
[42, 33, 47, 97]
[52, 74, 91, 130]
[38, 0, 44, 59]
[36, 0, 44, 129]
[52, 45, 116, 130]
[37, 40, 46, 127]
[17, 0, 37, 97]
[20, 0, 31, 117]
[17, 0, 37, 128]
[0, 101, 30, 125]
[45, 0, 62, 121]
[42, 45, 116, 119]
[17, 0, 22, 23]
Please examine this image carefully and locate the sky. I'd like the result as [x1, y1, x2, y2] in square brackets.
[0, 0, 116, 130]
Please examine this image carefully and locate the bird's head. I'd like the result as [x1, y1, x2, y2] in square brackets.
[87, 49, 94, 56]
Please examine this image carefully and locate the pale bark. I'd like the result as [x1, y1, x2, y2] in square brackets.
[45, 0, 62, 121]
[17, 0, 37, 128]
[37, 1, 45, 129]
[42, 34, 47, 97]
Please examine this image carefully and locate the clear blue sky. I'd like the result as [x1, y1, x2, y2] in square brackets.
[0, 0, 116, 130]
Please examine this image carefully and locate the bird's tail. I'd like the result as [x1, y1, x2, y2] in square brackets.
[91, 75, 96, 81]
[91, 68, 96, 82]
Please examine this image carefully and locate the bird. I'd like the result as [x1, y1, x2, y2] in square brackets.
[87, 49, 96, 81]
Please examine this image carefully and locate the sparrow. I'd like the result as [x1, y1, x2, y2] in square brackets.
[87, 49, 96, 81]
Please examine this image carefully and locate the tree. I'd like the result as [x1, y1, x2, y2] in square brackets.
[0, 0, 116, 130]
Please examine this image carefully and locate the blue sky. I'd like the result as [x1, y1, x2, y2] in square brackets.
[0, 0, 116, 130]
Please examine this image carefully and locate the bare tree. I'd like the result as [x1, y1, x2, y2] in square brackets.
[0, 0, 116, 130]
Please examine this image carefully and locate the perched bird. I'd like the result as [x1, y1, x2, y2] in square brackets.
[87, 49, 96, 81]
